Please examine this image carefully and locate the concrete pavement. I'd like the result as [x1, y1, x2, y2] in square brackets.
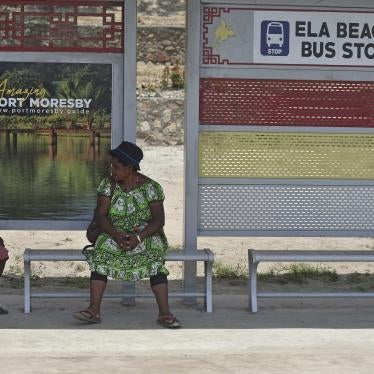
[1, 294, 374, 373]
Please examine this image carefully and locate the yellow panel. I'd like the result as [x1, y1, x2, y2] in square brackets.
[199, 132, 374, 179]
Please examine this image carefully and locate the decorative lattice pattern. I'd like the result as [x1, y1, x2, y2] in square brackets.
[199, 132, 374, 179]
[200, 78, 374, 127]
[199, 185, 374, 232]
[0, 1, 123, 52]
[201, 6, 231, 65]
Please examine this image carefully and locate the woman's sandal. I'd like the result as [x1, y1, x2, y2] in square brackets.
[73, 309, 101, 324]
[0, 306, 8, 315]
[157, 314, 181, 329]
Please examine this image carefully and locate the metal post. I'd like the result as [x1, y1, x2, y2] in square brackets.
[204, 260, 207, 311]
[124, 0, 137, 143]
[248, 250, 258, 313]
[120, 0, 137, 305]
[120, 281, 136, 306]
[24, 249, 31, 314]
[183, 0, 201, 305]
[205, 252, 213, 313]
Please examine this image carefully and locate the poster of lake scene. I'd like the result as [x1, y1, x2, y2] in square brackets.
[0, 62, 112, 221]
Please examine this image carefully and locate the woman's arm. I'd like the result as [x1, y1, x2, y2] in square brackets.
[95, 195, 127, 249]
[140, 201, 165, 239]
[126, 201, 165, 249]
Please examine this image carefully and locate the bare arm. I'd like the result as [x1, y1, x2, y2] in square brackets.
[140, 201, 165, 238]
[126, 201, 165, 249]
[95, 194, 127, 249]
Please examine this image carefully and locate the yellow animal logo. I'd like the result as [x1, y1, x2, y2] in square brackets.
[214, 19, 235, 49]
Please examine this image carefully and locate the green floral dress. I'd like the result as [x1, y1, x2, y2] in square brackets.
[83, 177, 169, 281]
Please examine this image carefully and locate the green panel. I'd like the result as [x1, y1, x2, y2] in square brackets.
[199, 132, 374, 179]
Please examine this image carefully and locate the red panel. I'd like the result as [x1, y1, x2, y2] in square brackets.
[200, 78, 374, 127]
[0, 1, 123, 53]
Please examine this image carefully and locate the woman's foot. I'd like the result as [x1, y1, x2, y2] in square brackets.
[157, 313, 181, 328]
[73, 309, 101, 323]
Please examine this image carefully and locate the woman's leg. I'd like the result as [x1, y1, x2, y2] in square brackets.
[88, 272, 107, 317]
[150, 274, 172, 318]
[73, 272, 106, 322]
[0, 259, 8, 314]
[151, 275, 181, 327]
[0, 259, 7, 277]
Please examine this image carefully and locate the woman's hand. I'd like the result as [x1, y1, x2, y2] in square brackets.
[124, 233, 140, 251]
[114, 232, 139, 251]
[113, 232, 129, 250]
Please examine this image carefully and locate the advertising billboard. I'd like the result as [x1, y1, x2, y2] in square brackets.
[0, 62, 112, 222]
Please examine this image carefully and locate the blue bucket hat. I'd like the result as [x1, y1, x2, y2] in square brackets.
[109, 141, 143, 170]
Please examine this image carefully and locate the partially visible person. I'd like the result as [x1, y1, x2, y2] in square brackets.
[0, 237, 9, 315]
[73, 141, 181, 328]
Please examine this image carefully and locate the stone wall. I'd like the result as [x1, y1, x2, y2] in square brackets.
[138, 0, 185, 15]
[137, 0, 186, 145]
[137, 95, 184, 145]
[137, 27, 185, 64]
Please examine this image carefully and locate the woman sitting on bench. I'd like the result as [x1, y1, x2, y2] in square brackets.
[73, 141, 181, 328]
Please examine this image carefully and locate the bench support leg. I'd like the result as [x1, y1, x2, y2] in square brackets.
[248, 255, 258, 313]
[204, 260, 213, 313]
[24, 259, 31, 314]
[183, 260, 197, 305]
[121, 281, 136, 306]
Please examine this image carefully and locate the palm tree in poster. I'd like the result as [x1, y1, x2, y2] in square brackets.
[56, 71, 108, 129]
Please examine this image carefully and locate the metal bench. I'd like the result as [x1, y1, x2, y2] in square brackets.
[248, 249, 374, 313]
[24, 248, 214, 314]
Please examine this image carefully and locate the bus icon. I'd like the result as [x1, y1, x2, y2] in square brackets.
[266, 22, 284, 48]
[261, 20, 289, 56]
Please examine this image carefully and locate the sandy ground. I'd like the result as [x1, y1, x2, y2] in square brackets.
[1, 144, 374, 280]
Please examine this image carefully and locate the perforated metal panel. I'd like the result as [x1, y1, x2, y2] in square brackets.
[199, 132, 374, 179]
[200, 78, 374, 127]
[186, 1, 374, 245]
[199, 184, 374, 232]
